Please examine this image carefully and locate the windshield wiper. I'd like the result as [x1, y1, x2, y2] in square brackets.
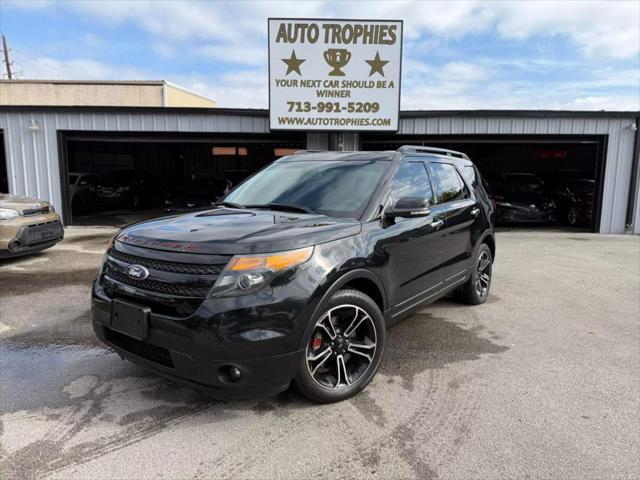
[214, 201, 245, 209]
[245, 203, 314, 214]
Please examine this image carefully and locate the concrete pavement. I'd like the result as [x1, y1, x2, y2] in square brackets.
[1, 228, 638, 479]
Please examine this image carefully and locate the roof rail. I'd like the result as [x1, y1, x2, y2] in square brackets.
[295, 149, 327, 154]
[397, 145, 469, 160]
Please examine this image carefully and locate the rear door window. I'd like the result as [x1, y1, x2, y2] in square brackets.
[429, 162, 470, 204]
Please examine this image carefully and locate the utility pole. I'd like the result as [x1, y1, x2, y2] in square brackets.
[2, 33, 13, 80]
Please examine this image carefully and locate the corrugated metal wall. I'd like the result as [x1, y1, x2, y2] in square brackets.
[0, 108, 638, 233]
[395, 115, 639, 234]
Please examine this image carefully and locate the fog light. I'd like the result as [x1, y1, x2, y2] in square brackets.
[229, 367, 242, 381]
[219, 365, 243, 383]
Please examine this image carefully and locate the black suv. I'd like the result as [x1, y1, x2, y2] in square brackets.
[92, 146, 495, 403]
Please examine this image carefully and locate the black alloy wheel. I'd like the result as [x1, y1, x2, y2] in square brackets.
[295, 289, 385, 403]
[456, 243, 493, 305]
[475, 249, 492, 299]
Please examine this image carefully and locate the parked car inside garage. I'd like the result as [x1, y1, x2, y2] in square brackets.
[69, 172, 98, 214]
[553, 177, 595, 227]
[493, 173, 557, 224]
[96, 170, 159, 209]
[164, 178, 231, 213]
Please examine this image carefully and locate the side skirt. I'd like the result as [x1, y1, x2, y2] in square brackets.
[384, 269, 470, 326]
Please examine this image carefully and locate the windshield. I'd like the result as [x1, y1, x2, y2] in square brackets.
[69, 175, 78, 184]
[224, 160, 389, 219]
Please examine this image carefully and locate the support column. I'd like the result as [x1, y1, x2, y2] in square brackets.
[329, 132, 360, 151]
[305, 132, 360, 151]
[305, 132, 329, 150]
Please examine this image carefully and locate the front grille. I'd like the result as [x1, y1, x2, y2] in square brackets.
[24, 220, 63, 245]
[102, 246, 229, 299]
[105, 328, 174, 368]
[108, 249, 222, 275]
[23, 206, 50, 216]
[104, 266, 212, 297]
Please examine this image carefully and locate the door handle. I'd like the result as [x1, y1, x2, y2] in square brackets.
[430, 219, 444, 229]
[471, 208, 480, 216]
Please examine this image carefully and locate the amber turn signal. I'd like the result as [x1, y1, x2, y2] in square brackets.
[227, 246, 313, 272]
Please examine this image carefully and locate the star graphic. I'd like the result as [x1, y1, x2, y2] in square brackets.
[366, 51, 389, 77]
[282, 50, 305, 76]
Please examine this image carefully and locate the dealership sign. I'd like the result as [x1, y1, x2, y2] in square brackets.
[268, 18, 402, 131]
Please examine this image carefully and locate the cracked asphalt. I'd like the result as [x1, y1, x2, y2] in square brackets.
[1, 228, 638, 479]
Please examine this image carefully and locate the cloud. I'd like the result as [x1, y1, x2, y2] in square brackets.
[4, 1, 639, 110]
[11, 50, 640, 111]
[175, 71, 268, 109]
[562, 95, 640, 111]
[7, 0, 639, 60]
[401, 59, 639, 111]
[17, 55, 150, 81]
[194, 44, 267, 67]
[488, 1, 640, 59]
[14, 51, 265, 108]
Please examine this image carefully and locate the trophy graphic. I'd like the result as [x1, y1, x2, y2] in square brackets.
[324, 48, 352, 76]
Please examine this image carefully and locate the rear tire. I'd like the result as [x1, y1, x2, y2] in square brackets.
[294, 289, 385, 403]
[457, 243, 493, 305]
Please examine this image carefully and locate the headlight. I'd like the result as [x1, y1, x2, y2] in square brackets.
[49, 204, 55, 213]
[0, 208, 19, 220]
[208, 246, 313, 298]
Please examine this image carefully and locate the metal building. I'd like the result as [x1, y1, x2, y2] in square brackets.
[0, 106, 638, 233]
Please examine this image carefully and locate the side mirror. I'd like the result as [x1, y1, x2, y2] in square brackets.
[384, 197, 431, 219]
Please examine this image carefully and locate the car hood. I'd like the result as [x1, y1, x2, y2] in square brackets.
[116, 207, 361, 254]
[0, 194, 51, 213]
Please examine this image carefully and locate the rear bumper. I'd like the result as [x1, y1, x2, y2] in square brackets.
[91, 286, 305, 400]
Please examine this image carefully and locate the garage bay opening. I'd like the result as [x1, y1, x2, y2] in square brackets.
[362, 135, 605, 232]
[60, 132, 305, 226]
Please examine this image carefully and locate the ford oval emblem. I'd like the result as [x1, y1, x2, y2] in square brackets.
[127, 264, 149, 280]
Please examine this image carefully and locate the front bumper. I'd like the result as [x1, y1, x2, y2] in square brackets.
[496, 207, 556, 224]
[0, 215, 64, 258]
[91, 282, 307, 400]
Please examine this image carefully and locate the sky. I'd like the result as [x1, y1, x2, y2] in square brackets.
[0, 0, 638, 111]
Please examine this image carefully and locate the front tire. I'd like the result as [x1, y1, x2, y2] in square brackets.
[294, 289, 385, 403]
[457, 243, 493, 305]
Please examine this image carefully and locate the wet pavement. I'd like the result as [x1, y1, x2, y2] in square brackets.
[0, 228, 638, 479]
